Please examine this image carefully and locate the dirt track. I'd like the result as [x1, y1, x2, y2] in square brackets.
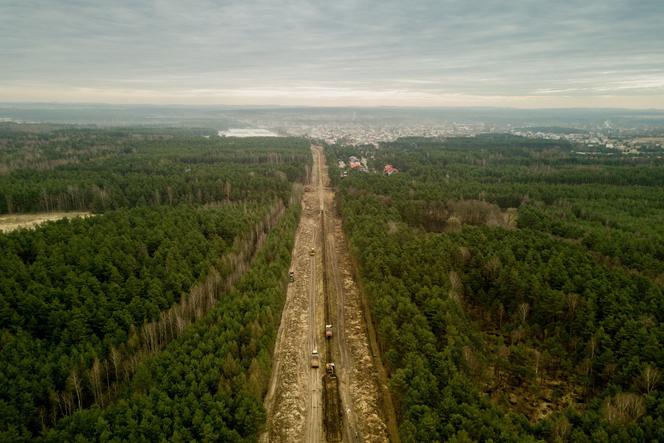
[321, 150, 390, 443]
[262, 146, 389, 442]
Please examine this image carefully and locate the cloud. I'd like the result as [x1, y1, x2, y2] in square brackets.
[0, 0, 663, 107]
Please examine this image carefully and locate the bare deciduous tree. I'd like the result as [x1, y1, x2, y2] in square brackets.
[496, 303, 505, 329]
[551, 415, 571, 442]
[67, 368, 82, 411]
[448, 289, 463, 306]
[604, 392, 645, 424]
[533, 349, 541, 381]
[110, 347, 121, 384]
[639, 365, 660, 395]
[588, 335, 598, 361]
[566, 293, 579, 318]
[449, 270, 463, 293]
[518, 302, 529, 324]
[90, 357, 103, 407]
[458, 246, 471, 262]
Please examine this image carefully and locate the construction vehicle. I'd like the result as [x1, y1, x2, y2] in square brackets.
[325, 324, 333, 339]
[309, 247, 315, 256]
[323, 362, 342, 442]
[288, 271, 294, 282]
[310, 349, 321, 368]
[326, 362, 336, 376]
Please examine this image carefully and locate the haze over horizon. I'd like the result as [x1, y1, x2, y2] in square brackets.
[1, 0, 663, 108]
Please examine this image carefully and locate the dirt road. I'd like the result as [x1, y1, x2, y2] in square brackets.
[262, 145, 325, 443]
[320, 148, 391, 443]
[262, 145, 390, 442]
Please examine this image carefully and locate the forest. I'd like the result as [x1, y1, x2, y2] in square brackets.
[40, 202, 300, 442]
[0, 124, 308, 441]
[328, 135, 664, 442]
[0, 124, 307, 213]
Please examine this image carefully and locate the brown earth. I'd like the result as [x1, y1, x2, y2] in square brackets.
[0, 211, 92, 233]
[262, 146, 392, 442]
[262, 146, 325, 443]
[322, 158, 390, 443]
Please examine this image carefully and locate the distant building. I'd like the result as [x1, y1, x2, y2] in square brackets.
[384, 164, 399, 175]
[348, 156, 362, 169]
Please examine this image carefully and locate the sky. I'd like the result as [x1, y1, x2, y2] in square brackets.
[1, 0, 663, 108]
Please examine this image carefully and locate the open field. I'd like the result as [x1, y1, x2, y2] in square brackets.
[0, 211, 92, 233]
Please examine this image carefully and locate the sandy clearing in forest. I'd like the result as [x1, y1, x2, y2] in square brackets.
[321, 154, 391, 443]
[0, 212, 92, 233]
[263, 145, 392, 442]
[262, 147, 325, 443]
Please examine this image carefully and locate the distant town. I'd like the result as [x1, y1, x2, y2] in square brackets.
[220, 121, 664, 157]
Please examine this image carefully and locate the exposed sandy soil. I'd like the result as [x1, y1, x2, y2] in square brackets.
[322, 158, 390, 443]
[0, 211, 92, 233]
[263, 146, 391, 442]
[262, 147, 325, 443]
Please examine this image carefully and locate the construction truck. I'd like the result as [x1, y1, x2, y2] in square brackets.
[326, 362, 336, 376]
[325, 324, 333, 339]
[288, 271, 294, 282]
[310, 349, 321, 368]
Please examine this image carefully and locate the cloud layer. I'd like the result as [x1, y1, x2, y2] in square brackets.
[1, 0, 663, 107]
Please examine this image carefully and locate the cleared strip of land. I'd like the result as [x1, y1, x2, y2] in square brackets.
[0, 212, 92, 233]
[263, 146, 391, 442]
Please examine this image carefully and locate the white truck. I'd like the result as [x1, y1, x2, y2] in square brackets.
[310, 349, 321, 368]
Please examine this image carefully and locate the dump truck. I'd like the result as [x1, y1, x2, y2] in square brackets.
[325, 324, 333, 339]
[288, 271, 294, 282]
[309, 247, 315, 256]
[311, 349, 321, 368]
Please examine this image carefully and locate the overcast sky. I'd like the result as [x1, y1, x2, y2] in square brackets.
[1, 0, 663, 107]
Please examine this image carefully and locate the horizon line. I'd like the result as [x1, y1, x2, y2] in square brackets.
[2, 101, 664, 112]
